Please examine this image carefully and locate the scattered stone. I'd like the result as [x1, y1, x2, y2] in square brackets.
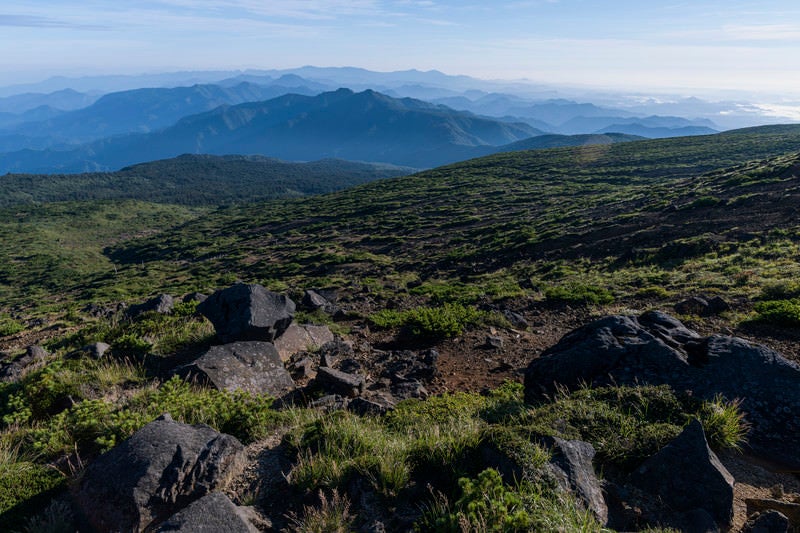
[0, 345, 49, 382]
[315, 366, 365, 398]
[302, 288, 339, 314]
[675, 296, 711, 316]
[289, 356, 317, 380]
[503, 310, 529, 329]
[83, 341, 111, 359]
[485, 335, 503, 349]
[391, 380, 429, 400]
[318, 338, 355, 368]
[155, 492, 258, 533]
[311, 394, 347, 411]
[82, 302, 126, 319]
[182, 292, 207, 304]
[26, 345, 48, 360]
[177, 341, 294, 396]
[524, 311, 800, 469]
[674, 295, 730, 317]
[745, 499, 800, 525]
[73, 413, 245, 533]
[628, 420, 734, 529]
[742, 510, 790, 533]
[198, 283, 295, 343]
[542, 437, 608, 525]
[273, 324, 334, 361]
[348, 397, 389, 416]
[128, 293, 174, 318]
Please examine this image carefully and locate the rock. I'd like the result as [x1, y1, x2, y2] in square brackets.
[178, 341, 294, 396]
[742, 510, 790, 533]
[26, 345, 48, 360]
[503, 310, 529, 329]
[128, 294, 174, 318]
[315, 366, 365, 398]
[302, 288, 339, 314]
[273, 324, 334, 361]
[628, 420, 734, 529]
[182, 292, 207, 304]
[675, 295, 730, 317]
[73, 413, 245, 533]
[675, 296, 711, 316]
[348, 397, 389, 416]
[289, 356, 316, 379]
[542, 437, 608, 525]
[198, 283, 295, 343]
[83, 341, 111, 359]
[745, 499, 800, 526]
[311, 394, 347, 411]
[485, 335, 503, 349]
[318, 338, 354, 368]
[155, 492, 258, 532]
[524, 311, 800, 469]
[0, 345, 49, 382]
[82, 302, 126, 319]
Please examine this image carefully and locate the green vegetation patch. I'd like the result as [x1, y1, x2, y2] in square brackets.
[753, 299, 800, 327]
[370, 303, 487, 338]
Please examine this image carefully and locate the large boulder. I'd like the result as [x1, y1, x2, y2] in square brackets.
[198, 283, 295, 343]
[628, 420, 734, 529]
[524, 311, 800, 469]
[155, 492, 258, 532]
[73, 414, 245, 533]
[178, 341, 294, 396]
[273, 323, 335, 361]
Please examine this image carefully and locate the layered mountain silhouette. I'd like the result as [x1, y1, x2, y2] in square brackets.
[0, 89, 542, 172]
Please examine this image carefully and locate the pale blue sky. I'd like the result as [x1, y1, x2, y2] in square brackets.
[2, 1, 800, 95]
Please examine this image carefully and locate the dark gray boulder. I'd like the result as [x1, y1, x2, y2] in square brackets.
[0, 344, 48, 382]
[155, 492, 258, 532]
[628, 420, 734, 529]
[302, 288, 339, 314]
[742, 510, 790, 533]
[73, 414, 245, 533]
[198, 283, 295, 343]
[128, 294, 174, 318]
[675, 296, 711, 316]
[273, 323, 334, 361]
[82, 341, 110, 359]
[315, 366, 365, 398]
[524, 311, 800, 469]
[178, 341, 294, 396]
[543, 437, 608, 525]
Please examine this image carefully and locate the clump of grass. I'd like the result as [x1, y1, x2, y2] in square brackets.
[697, 395, 750, 451]
[287, 489, 353, 533]
[544, 283, 614, 305]
[752, 299, 800, 327]
[370, 303, 486, 338]
[0, 314, 24, 337]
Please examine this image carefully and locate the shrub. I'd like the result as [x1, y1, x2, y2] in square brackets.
[370, 303, 485, 338]
[753, 299, 800, 327]
[698, 395, 750, 451]
[0, 314, 24, 337]
[544, 283, 614, 305]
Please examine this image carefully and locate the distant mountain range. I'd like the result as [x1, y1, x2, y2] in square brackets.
[0, 154, 412, 207]
[0, 89, 545, 172]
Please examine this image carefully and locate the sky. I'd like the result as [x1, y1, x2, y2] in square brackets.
[2, 0, 800, 97]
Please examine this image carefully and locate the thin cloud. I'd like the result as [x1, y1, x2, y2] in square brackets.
[0, 13, 107, 29]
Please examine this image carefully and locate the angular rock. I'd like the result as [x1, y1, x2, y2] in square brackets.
[26, 345, 48, 360]
[83, 341, 111, 359]
[675, 296, 710, 316]
[0, 345, 48, 382]
[73, 413, 245, 533]
[302, 288, 339, 314]
[503, 310, 529, 329]
[742, 510, 790, 533]
[182, 292, 207, 304]
[318, 338, 354, 368]
[155, 492, 258, 533]
[128, 294, 174, 318]
[543, 437, 608, 525]
[486, 335, 503, 349]
[178, 341, 294, 396]
[524, 311, 800, 469]
[198, 283, 295, 343]
[707, 296, 730, 315]
[629, 420, 734, 528]
[745, 499, 800, 525]
[273, 324, 334, 361]
[315, 366, 365, 398]
[348, 397, 389, 416]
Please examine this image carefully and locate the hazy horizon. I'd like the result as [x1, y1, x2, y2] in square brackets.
[2, 1, 800, 99]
